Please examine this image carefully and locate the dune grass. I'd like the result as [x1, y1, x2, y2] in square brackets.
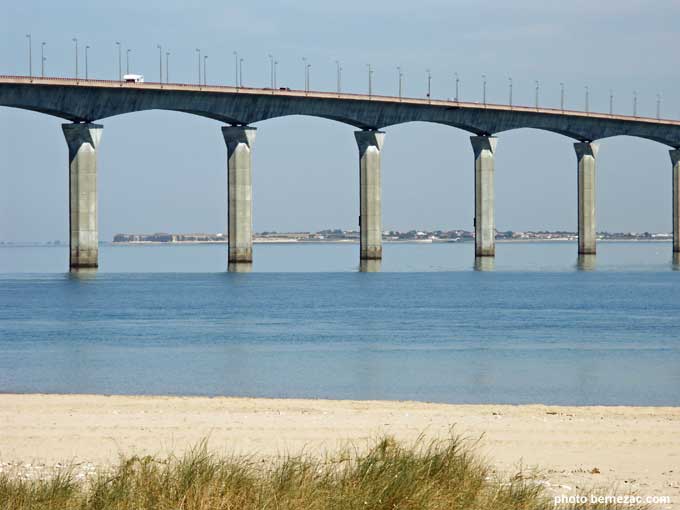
[0, 435, 645, 510]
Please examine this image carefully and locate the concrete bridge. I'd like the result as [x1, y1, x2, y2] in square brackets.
[2, 75, 680, 270]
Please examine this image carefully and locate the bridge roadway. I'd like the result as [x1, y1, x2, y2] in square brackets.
[2, 76, 680, 270]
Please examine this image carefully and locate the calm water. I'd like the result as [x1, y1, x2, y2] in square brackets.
[1, 242, 679, 405]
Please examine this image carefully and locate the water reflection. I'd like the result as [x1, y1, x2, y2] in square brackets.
[576, 254, 596, 271]
[473, 257, 495, 272]
[228, 262, 253, 273]
[673, 252, 680, 271]
[68, 267, 97, 279]
[359, 259, 382, 272]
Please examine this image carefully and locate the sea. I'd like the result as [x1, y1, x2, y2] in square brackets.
[1, 241, 679, 406]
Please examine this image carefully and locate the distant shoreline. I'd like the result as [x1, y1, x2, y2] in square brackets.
[0, 238, 673, 247]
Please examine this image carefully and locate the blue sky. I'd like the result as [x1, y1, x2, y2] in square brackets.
[1, 0, 679, 241]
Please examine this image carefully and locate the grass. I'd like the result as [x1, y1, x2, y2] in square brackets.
[0, 434, 646, 510]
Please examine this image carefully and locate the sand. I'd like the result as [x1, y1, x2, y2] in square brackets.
[0, 394, 678, 508]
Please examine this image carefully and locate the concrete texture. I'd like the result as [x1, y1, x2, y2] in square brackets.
[2, 78, 680, 147]
[575, 142, 599, 255]
[671, 150, 680, 253]
[471, 136, 497, 257]
[221, 126, 256, 263]
[62, 123, 102, 269]
[355, 131, 385, 260]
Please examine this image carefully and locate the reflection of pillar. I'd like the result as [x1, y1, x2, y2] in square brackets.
[575, 142, 598, 255]
[670, 149, 680, 253]
[62, 123, 103, 269]
[473, 257, 495, 271]
[359, 259, 381, 272]
[576, 254, 596, 272]
[355, 130, 385, 260]
[222, 126, 256, 264]
[471, 136, 497, 257]
[228, 262, 253, 273]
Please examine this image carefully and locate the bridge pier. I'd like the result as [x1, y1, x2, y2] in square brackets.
[222, 126, 256, 264]
[671, 149, 680, 253]
[471, 136, 497, 257]
[62, 123, 103, 269]
[355, 130, 385, 260]
[575, 142, 598, 255]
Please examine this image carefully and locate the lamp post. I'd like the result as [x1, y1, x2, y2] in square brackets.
[508, 77, 513, 107]
[302, 57, 307, 91]
[157, 44, 163, 83]
[633, 90, 638, 117]
[585, 85, 590, 114]
[233, 51, 239, 87]
[535, 80, 539, 110]
[41, 42, 46, 78]
[426, 69, 432, 103]
[115, 42, 121, 80]
[85, 45, 90, 79]
[204, 55, 208, 85]
[454, 72, 459, 102]
[560, 82, 565, 112]
[195, 48, 201, 85]
[268, 54, 274, 89]
[26, 34, 32, 78]
[336, 60, 342, 94]
[126, 48, 131, 75]
[166, 51, 170, 83]
[609, 89, 614, 115]
[240, 58, 244, 87]
[657, 93, 661, 120]
[397, 66, 403, 99]
[482, 74, 486, 105]
[367, 63, 373, 98]
[72, 38, 78, 79]
[274, 60, 278, 89]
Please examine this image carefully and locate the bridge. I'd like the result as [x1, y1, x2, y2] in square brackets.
[2, 75, 680, 270]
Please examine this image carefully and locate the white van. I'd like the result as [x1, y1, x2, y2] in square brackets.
[123, 74, 144, 83]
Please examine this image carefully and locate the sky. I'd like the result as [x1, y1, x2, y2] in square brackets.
[1, 0, 680, 241]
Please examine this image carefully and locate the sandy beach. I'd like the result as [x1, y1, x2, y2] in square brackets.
[0, 394, 678, 507]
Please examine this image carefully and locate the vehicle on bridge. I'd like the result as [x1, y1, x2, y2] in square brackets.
[123, 74, 144, 83]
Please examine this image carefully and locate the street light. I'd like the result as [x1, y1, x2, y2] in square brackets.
[115, 42, 122, 80]
[240, 58, 244, 87]
[426, 69, 432, 103]
[26, 34, 32, 78]
[609, 89, 614, 115]
[657, 93, 661, 120]
[560, 82, 565, 112]
[508, 77, 513, 107]
[85, 45, 90, 79]
[41, 42, 46, 78]
[204, 55, 208, 86]
[535, 80, 539, 110]
[482, 74, 486, 105]
[336, 60, 342, 94]
[268, 54, 274, 89]
[195, 48, 201, 85]
[397, 66, 403, 99]
[166, 51, 170, 83]
[233, 51, 239, 87]
[633, 90, 638, 117]
[126, 48, 131, 75]
[157, 44, 163, 84]
[454, 72, 460, 102]
[585, 85, 590, 114]
[72, 38, 78, 79]
[367, 63, 373, 98]
[274, 60, 278, 89]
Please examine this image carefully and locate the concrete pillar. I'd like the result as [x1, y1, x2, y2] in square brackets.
[575, 142, 599, 255]
[222, 126, 256, 263]
[62, 123, 103, 269]
[471, 136, 497, 257]
[355, 130, 385, 260]
[671, 149, 680, 253]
